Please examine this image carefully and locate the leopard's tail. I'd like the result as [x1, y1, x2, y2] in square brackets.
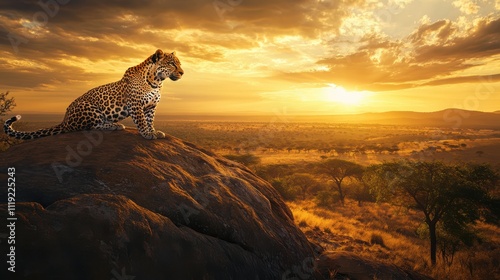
[3, 115, 66, 140]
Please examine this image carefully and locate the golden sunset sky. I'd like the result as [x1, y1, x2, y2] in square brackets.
[1, 0, 499, 115]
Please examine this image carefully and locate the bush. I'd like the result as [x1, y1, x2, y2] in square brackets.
[298, 220, 308, 228]
[271, 178, 301, 201]
[315, 190, 338, 208]
[351, 183, 376, 204]
[284, 173, 320, 200]
[370, 233, 385, 247]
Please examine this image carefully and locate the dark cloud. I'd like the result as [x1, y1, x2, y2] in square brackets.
[415, 17, 500, 61]
[0, 58, 112, 89]
[409, 19, 453, 44]
[0, 0, 355, 53]
[423, 73, 500, 86]
[0, 0, 218, 61]
[228, 0, 362, 37]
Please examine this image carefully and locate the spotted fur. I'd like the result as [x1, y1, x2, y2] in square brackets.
[3, 49, 183, 140]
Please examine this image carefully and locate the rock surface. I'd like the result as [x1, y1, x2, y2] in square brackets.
[317, 252, 434, 280]
[0, 129, 316, 280]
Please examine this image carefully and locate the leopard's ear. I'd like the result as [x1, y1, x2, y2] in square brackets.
[171, 51, 176, 55]
[152, 49, 164, 63]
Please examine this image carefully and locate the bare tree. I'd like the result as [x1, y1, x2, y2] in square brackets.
[0, 91, 15, 116]
[1, 91, 17, 150]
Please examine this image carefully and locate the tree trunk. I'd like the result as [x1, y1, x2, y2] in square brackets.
[337, 182, 345, 206]
[428, 221, 437, 266]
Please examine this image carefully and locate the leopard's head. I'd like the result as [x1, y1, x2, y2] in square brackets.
[147, 49, 184, 86]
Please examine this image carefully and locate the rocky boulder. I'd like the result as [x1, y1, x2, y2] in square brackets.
[0, 129, 317, 279]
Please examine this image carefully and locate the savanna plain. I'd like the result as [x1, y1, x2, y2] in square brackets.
[5, 112, 500, 280]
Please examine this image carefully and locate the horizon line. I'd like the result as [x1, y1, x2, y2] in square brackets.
[9, 108, 500, 116]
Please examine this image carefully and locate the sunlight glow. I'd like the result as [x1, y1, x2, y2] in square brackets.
[325, 84, 367, 106]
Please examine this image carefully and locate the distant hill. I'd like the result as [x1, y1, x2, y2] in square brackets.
[302, 109, 500, 129]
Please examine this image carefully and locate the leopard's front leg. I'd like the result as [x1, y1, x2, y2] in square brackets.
[129, 105, 163, 139]
[144, 104, 165, 139]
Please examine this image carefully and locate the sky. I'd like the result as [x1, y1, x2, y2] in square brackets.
[0, 0, 499, 115]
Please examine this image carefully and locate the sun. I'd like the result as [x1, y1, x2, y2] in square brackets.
[325, 84, 366, 106]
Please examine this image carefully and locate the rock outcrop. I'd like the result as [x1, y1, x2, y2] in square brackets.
[0, 129, 317, 279]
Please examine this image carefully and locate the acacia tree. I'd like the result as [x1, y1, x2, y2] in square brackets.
[319, 159, 364, 206]
[366, 160, 498, 266]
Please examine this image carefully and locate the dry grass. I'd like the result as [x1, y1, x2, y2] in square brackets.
[288, 199, 500, 280]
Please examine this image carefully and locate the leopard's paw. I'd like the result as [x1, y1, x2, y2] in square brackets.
[154, 130, 166, 139]
[140, 132, 155, 140]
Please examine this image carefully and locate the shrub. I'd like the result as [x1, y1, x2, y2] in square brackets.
[284, 173, 320, 200]
[351, 183, 376, 204]
[315, 190, 338, 208]
[271, 178, 301, 201]
[370, 233, 385, 247]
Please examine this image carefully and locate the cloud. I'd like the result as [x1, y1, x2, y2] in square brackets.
[277, 15, 500, 91]
[0, 1, 221, 62]
[414, 17, 500, 61]
[452, 0, 480, 14]
[0, 0, 361, 78]
[0, 0, 498, 115]
[409, 19, 455, 45]
[0, 0, 359, 54]
[0, 0, 366, 102]
[422, 73, 500, 86]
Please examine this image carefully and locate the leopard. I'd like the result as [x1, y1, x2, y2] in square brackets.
[3, 49, 183, 140]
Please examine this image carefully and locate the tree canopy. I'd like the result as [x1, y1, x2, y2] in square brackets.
[318, 158, 364, 205]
